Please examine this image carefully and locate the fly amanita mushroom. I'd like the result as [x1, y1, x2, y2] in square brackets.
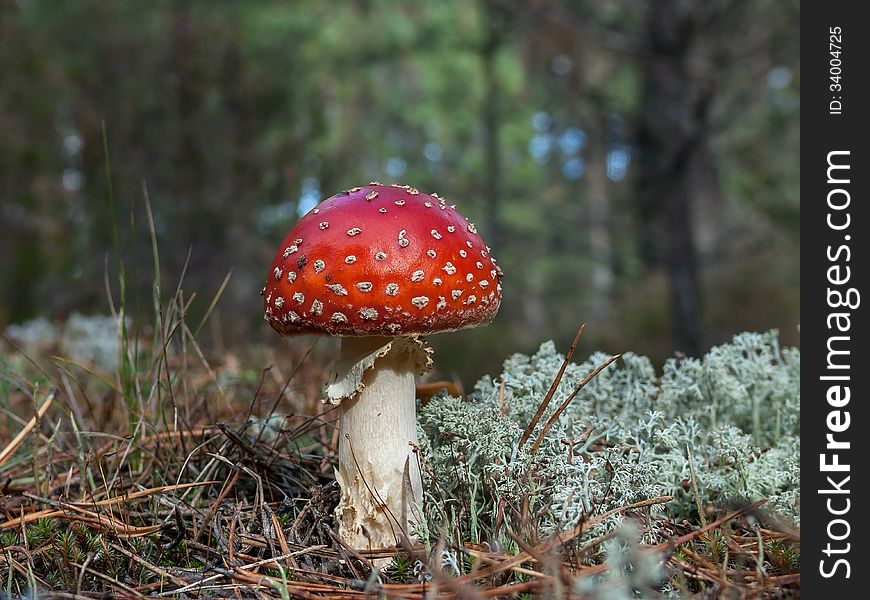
[263, 183, 503, 551]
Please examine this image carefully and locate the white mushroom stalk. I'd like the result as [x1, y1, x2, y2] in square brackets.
[326, 336, 429, 549]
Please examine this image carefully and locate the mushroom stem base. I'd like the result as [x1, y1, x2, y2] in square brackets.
[334, 336, 423, 551]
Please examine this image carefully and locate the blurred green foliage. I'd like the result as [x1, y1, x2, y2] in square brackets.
[0, 0, 799, 381]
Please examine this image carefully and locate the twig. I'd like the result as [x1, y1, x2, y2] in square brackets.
[0, 390, 56, 467]
[529, 354, 621, 455]
[110, 542, 189, 589]
[519, 323, 585, 449]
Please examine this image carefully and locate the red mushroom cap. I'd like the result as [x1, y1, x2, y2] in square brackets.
[263, 184, 503, 337]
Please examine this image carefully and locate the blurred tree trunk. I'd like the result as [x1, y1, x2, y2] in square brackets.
[480, 0, 508, 252]
[584, 111, 614, 313]
[633, 0, 716, 357]
[169, 1, 210, 253]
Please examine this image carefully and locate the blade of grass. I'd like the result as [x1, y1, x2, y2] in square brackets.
[194, 270, 232, 339]
[102, 122, 137, 430]
[686, 443, 708, 528]
[143, 182, 163, 357]
[51, 356, 121, 394]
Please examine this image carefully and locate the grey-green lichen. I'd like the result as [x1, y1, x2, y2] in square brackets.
[417, 330, 800, 554]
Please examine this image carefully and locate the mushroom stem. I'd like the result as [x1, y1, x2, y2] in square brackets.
[334, 336, 423, 550]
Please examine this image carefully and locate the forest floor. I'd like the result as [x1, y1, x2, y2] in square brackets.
[0, 316, 800, 599]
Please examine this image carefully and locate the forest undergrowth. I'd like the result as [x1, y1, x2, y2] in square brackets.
[0, 190, 799, 598]
[1, 301, 800, 598]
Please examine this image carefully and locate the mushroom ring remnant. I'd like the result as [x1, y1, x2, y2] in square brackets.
[263, 183, 503, 551]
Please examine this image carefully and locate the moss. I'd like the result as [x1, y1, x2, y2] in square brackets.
[418, 330, 800, 545]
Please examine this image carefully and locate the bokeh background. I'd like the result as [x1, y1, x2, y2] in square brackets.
[0, 0, 799, 383]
